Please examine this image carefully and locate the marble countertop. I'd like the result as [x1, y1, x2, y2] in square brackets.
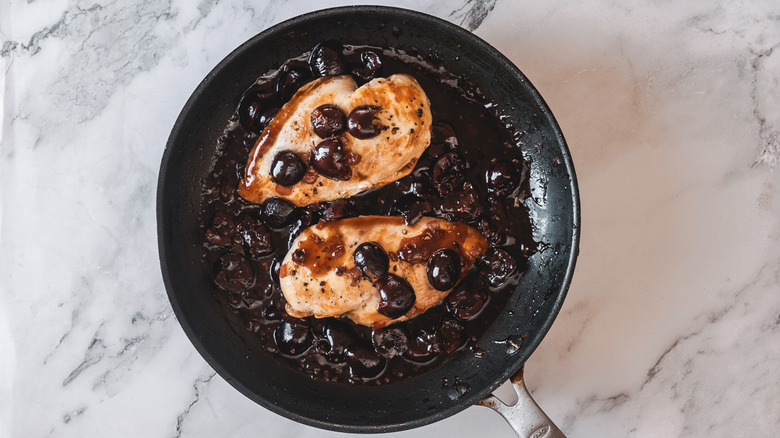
[1, 1, 779, 437]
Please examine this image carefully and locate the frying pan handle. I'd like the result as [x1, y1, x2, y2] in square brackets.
[478, 367, 566, 438]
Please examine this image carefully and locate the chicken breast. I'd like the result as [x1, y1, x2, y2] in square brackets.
[238, 74, 432, 206]
[279, 216, 489, 327]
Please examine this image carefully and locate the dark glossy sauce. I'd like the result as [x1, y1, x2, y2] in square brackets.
[398, 221, 470, 264]
[294, 232, 347, 277]
[200, 43, 536, 384]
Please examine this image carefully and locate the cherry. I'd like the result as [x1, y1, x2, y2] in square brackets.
[314, 319, 357, 360]
[426, 249, 462, 291]
[437, 318, 466, 353]
[309, 41, 347, 77]
[270, 150, 307, 186]
[432, 151, 466, 196]
[276, 63, 310, 101]
[486, 159, 523, 196]
[431, 121, 458, 149]
[347, 105, 383, 139]
[479, 247, 518, 288]
[237, 216, 273, 258]
[376, 274, 415, 319]
[214, 253, 253, 292]
[403, 329, 439, 363]
[261, 197, 297, 228]
[310, 104, 346, 138]
[274, 320, 313, 357]
[311, 137, 351, 180]
[352, 242, 389, 280]
[439, 183, 483, 221]
[345, 346, 386, 379]
[352, 49, 382, 82]
[371, 326, 409, 358]
[446, 286, 487, 320]
[204, 211, 235, 247]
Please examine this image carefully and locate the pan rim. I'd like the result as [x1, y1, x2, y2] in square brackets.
[157, 5, 580, 433]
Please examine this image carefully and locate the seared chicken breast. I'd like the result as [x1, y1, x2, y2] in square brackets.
[238, 74, 432, 206]
[279, 216, 489, 327]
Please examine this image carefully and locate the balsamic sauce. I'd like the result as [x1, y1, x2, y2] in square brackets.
[200, 42, 536, 385]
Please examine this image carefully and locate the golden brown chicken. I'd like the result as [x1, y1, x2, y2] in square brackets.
[279, 216, 489, 327]
[238, 74, 432, 206]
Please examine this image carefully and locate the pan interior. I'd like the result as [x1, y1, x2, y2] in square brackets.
[158, 6, 578, 433]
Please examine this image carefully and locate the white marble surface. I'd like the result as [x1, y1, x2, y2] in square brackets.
[1, 0, 779, 437]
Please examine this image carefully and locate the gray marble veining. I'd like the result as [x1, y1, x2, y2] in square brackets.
[1, 1, 778, 437]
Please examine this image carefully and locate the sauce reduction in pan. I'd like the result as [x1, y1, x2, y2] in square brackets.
[200, 41, 537, 384]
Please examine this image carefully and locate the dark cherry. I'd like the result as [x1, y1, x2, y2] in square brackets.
[214, 253, 254, 292]
[437, 318, 467, 353]
[204, 211, 235, 247]
[262, 299, 284, 321]
[255, 106, 280, 131]
[274, 320, 313, 357]
[426, 249, 462, 291]
[479, 215, 507, 246]
[483, 196, 512, 242]
[352, 242, 389, 279]
[309, 41, 347, 77]
[261, 197, 297, 228]
[352, 49, 382, 82]
[269, 258, 282, 284]
[409, 173, 435, 196]
[304, 202, 327, 224]
[424, 121, 459, 161]
[347, 105, 383, 139]
[479, 247, 518, 288]
[390, 193, 432, 225]
[376, 273, 415, 319]
[237, 216, 274, 258]
[372, 326, 409, 358]
[311, 137, 352, 180]
[320, 199, 357, 223]
[315, 319, 357, 360]
[239, 97, 262, 133]
[238, 88, 276, 134]
[431, 121, 459, 149]
[287, 208, 316, 246]
[424, 141, 454, 160]
[345, 346, 386, 379]
[439, 183, 483, 221]
[404, 329, 439, 363]
[270, 150, 307, 186]
[276, 63, 311, 100]
[446, 285, 487, 320]
[432, 151, 466, 196]
[310, 104, 346, 138]
[486, 159, 523, 196]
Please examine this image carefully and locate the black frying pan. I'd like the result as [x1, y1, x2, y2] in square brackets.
[158, 6, 579, 434]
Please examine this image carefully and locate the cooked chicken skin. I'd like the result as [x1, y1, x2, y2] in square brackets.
[238, 74, 432, 206]
[279, 216, 489, 327]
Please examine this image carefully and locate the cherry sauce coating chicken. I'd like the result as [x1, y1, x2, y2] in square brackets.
[201, 42, 535, 384]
